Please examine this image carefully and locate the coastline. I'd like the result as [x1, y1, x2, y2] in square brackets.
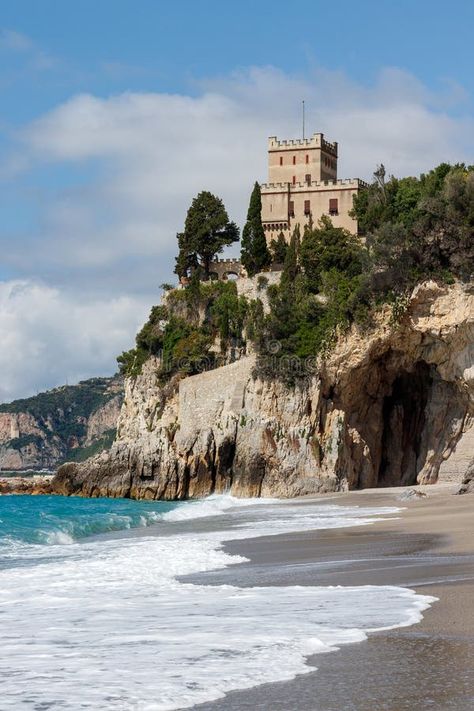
[189, 484, 474, 710]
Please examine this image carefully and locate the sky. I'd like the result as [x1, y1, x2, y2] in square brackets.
[1, 0, 474, 401]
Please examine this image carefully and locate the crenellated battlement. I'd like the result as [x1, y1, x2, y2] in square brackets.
[268, 132, 338, 156]
[213, 258, 242, 264]
[261, 178, 368, 191]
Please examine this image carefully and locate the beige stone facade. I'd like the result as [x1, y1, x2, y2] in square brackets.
[260, 132, 367, 242]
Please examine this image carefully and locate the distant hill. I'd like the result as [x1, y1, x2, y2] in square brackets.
[0, 376, 124, 472]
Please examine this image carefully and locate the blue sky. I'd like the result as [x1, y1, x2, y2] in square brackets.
[0, 0, 472, 117]
[1, 0, 473, 400]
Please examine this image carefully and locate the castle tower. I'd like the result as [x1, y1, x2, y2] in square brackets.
[260, 132, 367, 245]
[268, 133, 338, 184]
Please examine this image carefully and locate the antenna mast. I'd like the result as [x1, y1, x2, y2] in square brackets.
[302, 100, 305, 140]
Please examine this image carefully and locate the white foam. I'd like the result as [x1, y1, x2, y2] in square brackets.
[0, 497, 436, 710]
[41, 529, 75, 545]
[161, 492, 278, 521]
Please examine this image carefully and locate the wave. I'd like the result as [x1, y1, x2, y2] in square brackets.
[0, 495, 175, 548]
[0, 495, 435, 710]
[161, 492, 278, 521]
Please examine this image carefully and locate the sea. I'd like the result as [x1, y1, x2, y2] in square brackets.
[0, 493, 436, 710]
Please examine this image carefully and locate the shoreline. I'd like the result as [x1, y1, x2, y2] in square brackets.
[1, 481, 473, 708]
[189, 484, 474, 710]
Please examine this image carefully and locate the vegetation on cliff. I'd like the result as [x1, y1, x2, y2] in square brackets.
[254, 163, 474, 379]
[118, 281, 248, 379]
[354, 162, 474, 286]
[119, 162, 474, 383]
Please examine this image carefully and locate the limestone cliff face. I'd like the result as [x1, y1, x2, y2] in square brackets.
[54, 281, 474, 499]
[0, 377, 123, 472]
[0, 412, 60, 470]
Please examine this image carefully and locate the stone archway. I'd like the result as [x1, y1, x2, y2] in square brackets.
[208, 259, 243, 281]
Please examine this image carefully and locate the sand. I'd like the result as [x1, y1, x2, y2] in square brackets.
[190, 483, 474, 710]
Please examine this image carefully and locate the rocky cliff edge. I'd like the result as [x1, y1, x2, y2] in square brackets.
[53, 281, 474, 499]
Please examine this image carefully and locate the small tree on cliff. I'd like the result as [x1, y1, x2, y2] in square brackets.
[240, 182, 271, 276]
[270, 231, 288, 264]
[281, 224, 301, 288]
[175, 191, 239, 279]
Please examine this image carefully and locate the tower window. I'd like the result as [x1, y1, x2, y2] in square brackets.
[305, 174, 311, 185]
[292, 175, 296, 185]
[292, 156, 296, 165]
[304, 200, 311, 215]
[279, 156, 283, 166]
[289, 201, 295, 217]
[305, 154, 309, 164]
[329, 198, 338, 215]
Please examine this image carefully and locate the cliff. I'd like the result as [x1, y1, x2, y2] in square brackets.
[53, 280, 474, 499]
[0, 376, 123, 472]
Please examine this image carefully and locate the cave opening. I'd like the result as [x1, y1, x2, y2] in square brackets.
[378, 361, 433, 487]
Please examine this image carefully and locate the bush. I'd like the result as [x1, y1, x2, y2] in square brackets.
[253, 220, 372, 382]
[117, 305, 167, 376]
[211, 283, 248, 349]
[353, 163, 474, 291]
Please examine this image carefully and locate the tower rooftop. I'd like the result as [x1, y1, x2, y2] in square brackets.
[268, 133, 338, 156]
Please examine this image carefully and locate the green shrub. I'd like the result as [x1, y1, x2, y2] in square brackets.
[210, 282, 248, 349]
[117, 305, 167, 377]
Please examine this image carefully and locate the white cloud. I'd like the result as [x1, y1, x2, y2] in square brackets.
[1, 64, 474, 400]
[0, 280, 150, 402]
[9, 66, 472, 280]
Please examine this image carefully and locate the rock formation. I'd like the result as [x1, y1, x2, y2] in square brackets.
[0, 475, 53, 496]
[457, 457, 474, 494]
[53, 281, 474, 499]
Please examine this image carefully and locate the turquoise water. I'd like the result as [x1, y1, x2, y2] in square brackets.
[0, 494, 177, 547]
[0, 494, 435, 710]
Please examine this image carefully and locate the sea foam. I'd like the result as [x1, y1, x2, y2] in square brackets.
[0, 496, 436, 710]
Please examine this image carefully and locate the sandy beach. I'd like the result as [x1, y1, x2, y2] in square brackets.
[190, 484, 474, 711]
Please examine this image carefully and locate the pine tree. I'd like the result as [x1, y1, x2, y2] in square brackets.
[240, 182, 271, 277]
[175, 192, 239, 279]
